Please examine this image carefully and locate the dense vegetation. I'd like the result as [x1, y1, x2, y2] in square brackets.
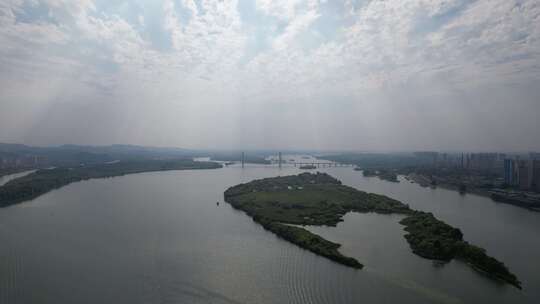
[255, 218, 362, 268]
[400, 212, 463, 260]
[224, 173, 521, 288]
[225, 172, 410, 224]
[225, 173, 412, 269]
[400, 212, 521, 288]
[0, 159, 221, 207]
[362, 169, 399, 182]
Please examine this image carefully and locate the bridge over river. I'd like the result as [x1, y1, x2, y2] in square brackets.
[291, 162, 353, 168]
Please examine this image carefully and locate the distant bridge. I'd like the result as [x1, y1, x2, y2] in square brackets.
[290, 162, 353, 168]
[238, 152, 354, 168]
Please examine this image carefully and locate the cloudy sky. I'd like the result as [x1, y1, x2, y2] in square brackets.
[0, 0, 539, 151]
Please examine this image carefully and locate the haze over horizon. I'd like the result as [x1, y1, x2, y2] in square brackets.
[1, 0, 539, 151]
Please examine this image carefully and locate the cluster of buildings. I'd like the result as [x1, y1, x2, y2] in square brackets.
[414, 151, 506, 171]
[467, 153, 506, 171]
[504, 154, 540, 191]
[414, 151, 540, 193]
[0, 155, 46, 169]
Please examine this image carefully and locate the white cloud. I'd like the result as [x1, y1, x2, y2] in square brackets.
[0, 0, 539, 149]
[256, 0, 305, 21]
[272, 8, 320, 50]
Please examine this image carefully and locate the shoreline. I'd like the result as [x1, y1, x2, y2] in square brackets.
[405, 173, 540, 212]
[0, 159, 222, 208]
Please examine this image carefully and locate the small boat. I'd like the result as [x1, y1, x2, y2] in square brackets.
[216, 201, 220, 206]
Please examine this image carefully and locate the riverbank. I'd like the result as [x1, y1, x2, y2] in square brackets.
[0, 167, 35, 178]
[0, 159, 221, 207]
[407, 173, 487, 194]
[361, 169, 399, 183]
[407, 173, 540, 212]
[0, 169, 36, 187]
[224, 172, 520, 288]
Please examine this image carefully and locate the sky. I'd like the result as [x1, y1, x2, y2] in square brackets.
[0, 0, 539, 152]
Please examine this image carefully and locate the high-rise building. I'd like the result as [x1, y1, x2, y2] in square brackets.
[529, 152, 540, 160]
[517, 160, 530, 190]
[469, 153, 499, 170]
[504, 159, 515, 185]
[532, 160, 540, 192]
[414, 151, 438, 166]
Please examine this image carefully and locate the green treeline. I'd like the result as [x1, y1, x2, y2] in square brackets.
[400, 212, 521, 288]
[362, 169, 399, 182]
[255, 217, 362, 269]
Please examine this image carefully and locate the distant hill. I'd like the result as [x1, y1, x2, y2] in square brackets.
[0, 143, 202, 168]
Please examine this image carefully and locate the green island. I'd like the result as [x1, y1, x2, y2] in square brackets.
[0, 159, 221, 207]
[361, 169, 399, 183]
[224, 172, 521, 289]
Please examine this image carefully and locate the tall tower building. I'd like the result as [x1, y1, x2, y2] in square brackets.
[504, 159, 514, 185]
[532, 160, 540, 192]
[518, 160, 530, 190]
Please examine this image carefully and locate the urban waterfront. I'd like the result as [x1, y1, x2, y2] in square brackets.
[1, 161, 539, 304]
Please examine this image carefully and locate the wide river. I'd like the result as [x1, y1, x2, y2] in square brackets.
[1, 158, 539, 303]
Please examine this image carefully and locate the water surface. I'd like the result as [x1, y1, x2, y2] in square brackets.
[0, 161, 538, 303]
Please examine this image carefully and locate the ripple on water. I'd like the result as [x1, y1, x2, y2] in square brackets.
[0, 166, 538, 303]
[0, 245, 22, 304]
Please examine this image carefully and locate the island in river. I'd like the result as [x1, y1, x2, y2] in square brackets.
[224, 172, 521, 289]
[0, 159, 221, 207]
[361, 168, 399, 183]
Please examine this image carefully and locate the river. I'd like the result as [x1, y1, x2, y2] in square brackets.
[0, 170, 35, 186]
[0, 159, 538, 303]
